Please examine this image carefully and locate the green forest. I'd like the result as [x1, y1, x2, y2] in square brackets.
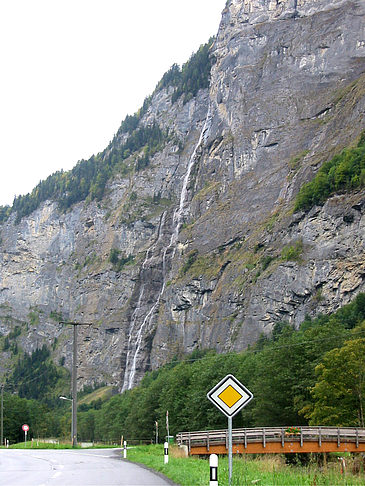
[0, 39, 214, 226]
[2, 293, 365, 444]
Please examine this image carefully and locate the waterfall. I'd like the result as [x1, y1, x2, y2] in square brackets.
[122, 106, 212, 391]
[172, 106, 212, 245]
[121, 211, 167, 392]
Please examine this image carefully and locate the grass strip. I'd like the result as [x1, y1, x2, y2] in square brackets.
[126, 444, 365, 486]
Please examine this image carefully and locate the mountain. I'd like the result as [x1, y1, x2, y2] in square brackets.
[1, 0, 364, 392]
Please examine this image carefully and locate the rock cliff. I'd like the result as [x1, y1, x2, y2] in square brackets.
[1, 0, 364, 390]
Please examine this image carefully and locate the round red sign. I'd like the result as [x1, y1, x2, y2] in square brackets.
[22, 424, 29, 432]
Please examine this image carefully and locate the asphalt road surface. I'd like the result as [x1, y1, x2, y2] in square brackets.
[0, 448, 175, 486]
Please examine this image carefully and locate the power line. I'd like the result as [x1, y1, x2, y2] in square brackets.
[3, 365, 66, 391]
[142, 325, 365, 368]
[2, 321, 365, 393]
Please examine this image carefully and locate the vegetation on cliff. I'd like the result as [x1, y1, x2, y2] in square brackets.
[156, 37, 214, 104]
[7, 345, 69, 405]
[109, 249, 134, 273]
[295, 133, 365, 211]
[8, 121, 170, 223]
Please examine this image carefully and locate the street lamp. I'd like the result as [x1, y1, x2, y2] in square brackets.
[59, 396, 75, 446]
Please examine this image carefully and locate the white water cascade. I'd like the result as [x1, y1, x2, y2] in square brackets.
[122, 106, 212, 391]
[121, 211, 167, 391]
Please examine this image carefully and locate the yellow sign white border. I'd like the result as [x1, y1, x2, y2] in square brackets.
[207, 374, 253, 418]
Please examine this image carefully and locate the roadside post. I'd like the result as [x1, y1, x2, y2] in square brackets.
[207, 374, 253, 486]
[123, 440, 127, 459]
[1, 384, 3, 447]
[22, 424, 29, 447]
[209, 454, 218, 486]
[164, 441, 169, 464]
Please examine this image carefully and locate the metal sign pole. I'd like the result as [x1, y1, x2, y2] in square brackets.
[228, 416, 233, 486]
[166, 411, 169, 442]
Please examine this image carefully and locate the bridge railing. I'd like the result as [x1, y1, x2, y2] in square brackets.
[176, 426, 365, 453]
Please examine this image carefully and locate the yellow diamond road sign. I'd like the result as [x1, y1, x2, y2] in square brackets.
[218, 385, 243, 408]
[207, 374, 253, 418]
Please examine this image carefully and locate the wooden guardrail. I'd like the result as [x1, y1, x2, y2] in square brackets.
[176, 426, 365, 455]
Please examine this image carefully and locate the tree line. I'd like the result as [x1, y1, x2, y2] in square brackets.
[5, 121, 170, 223]
[79, 293, 365, 442]
[156, 38, 214, 104]
[2, 293, 364, 444]
[0, 39, 214, 226]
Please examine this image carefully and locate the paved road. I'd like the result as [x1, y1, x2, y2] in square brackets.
[0, 449, 175, 486]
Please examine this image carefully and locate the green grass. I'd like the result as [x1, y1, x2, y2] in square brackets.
[2, 441, 120, 450]
[6, 441, 75, 449]
[78, 385, 114, 405]
[125, 444, 365, 486]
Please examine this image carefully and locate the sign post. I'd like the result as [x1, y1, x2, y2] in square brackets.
[22, 424, 29, 447]
[207, 375, 253, 486]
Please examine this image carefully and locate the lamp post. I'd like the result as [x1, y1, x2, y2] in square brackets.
[59, 396, 74, 445]
[60, 321, 92, 448]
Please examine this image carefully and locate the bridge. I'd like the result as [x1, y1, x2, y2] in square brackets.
[176, 426, 365, 455]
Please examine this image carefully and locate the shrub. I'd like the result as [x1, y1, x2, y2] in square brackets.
[294, 134, 365, 211]
[109, 249, 134, 272]
[281, 240, 303, 262]
[181, 249, 199, 274]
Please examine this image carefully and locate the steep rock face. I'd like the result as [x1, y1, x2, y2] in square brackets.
[151, 0, 365, 365]
[1, 0, 365, 389]
[0, 89, 210, 386]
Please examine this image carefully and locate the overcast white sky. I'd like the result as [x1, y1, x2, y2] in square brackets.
[0, 0, 226, 207]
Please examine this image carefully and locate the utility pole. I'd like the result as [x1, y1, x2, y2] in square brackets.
[1, 384, 3, 447]
[60, 321, 92, 447]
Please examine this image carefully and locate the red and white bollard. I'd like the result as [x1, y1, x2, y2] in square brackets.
[164, 441, 169, 464]
[123, 440, 127, 459]
[210, 454, 218, 486]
